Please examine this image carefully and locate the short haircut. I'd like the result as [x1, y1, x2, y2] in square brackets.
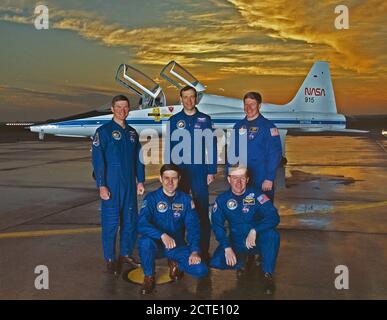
[160, 163, 180, 176]
[243, 91, 262, 104]
[180, 85, 197, 97]
[228, 164, 249, 177]
[112, 94, 130, 107]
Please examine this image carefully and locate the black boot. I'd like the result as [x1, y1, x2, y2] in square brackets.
[168, 259, 184, 281]
[262, 272, 275, 295]
[140, 275, 156, 294]
[246, 254, 261, 271]
[105, 259, 117, 275]
[117, 255, 140, 273]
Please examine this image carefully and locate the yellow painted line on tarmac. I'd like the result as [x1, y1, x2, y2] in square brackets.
[0, 227, 101, 239]
[1, 201, 386, 239]
[127, 266, 172, 285]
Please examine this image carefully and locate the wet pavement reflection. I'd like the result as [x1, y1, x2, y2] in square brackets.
[0, 134, 386, 299]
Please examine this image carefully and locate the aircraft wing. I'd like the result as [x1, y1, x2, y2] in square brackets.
[331, 129, 369, 133]
[290, 128, 369, 134]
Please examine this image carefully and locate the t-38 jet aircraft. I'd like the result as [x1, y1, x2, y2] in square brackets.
[29, 60, 366, 158]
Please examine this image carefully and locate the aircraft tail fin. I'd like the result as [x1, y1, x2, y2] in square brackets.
[286, 61, 337, 113]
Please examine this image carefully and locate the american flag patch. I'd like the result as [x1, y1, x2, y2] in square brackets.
[257, 194, 270, 205]
[270, 128, 279, 136]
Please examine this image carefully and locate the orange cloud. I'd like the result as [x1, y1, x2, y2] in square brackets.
[0, 1, 321, 71]
[0, 0, 386, 117]
[228, 0, 387, 74]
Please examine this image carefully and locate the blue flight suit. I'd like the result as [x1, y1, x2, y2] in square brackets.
[229, 115, 282, 200]
[166, 107, 217, 257]
[137, 187, 208, 278]
[210, 187, 280, 274]
[91, 120, 145, 261]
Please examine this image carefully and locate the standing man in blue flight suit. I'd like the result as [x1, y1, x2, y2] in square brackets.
[166, 85, 217, 262]
[92, 94, 145, 275]
[229, 92, 282, 202]
[210, 165, 280, 295]
[137, 163, 208, 295]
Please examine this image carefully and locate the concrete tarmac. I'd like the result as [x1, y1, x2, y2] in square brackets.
[0, 134, 386, 299]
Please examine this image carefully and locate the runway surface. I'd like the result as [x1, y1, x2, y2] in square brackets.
[0, 134, 386, 299]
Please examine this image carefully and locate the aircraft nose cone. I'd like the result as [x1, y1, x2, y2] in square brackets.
[30, 125, 42, 133]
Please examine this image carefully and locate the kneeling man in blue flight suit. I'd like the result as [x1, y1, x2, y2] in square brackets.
[138, 163, 208, 294]
[210, 165, 280, 294]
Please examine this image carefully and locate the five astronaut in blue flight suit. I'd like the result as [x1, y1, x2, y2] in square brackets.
[210, 165, 280, 294]
[166, 85, 217, 262]
[92, 95, 145, 274]
[137, 164, 208, 294]
[229, 92, 282, 201]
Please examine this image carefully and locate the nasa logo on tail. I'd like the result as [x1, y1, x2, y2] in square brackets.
[305, 88, 326, 96]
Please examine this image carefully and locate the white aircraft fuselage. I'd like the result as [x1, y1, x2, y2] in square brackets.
[30, 94, 346, 138]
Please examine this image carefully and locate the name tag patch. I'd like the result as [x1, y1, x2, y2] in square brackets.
[172, 203, 184, 211]
[243, 198, 255, 206]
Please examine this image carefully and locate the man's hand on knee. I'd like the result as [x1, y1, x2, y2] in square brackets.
[188, 251, 201, 265]
[225, 247, 237, 266]
[161, 233, 176, 249]
[246, 229, 257, 249]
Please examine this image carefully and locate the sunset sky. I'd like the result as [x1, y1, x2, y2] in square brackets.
[0, 0, 386, 121]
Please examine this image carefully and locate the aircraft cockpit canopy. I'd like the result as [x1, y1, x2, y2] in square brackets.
[160, 60, 206, 94]
[115, 64, 166, 109]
